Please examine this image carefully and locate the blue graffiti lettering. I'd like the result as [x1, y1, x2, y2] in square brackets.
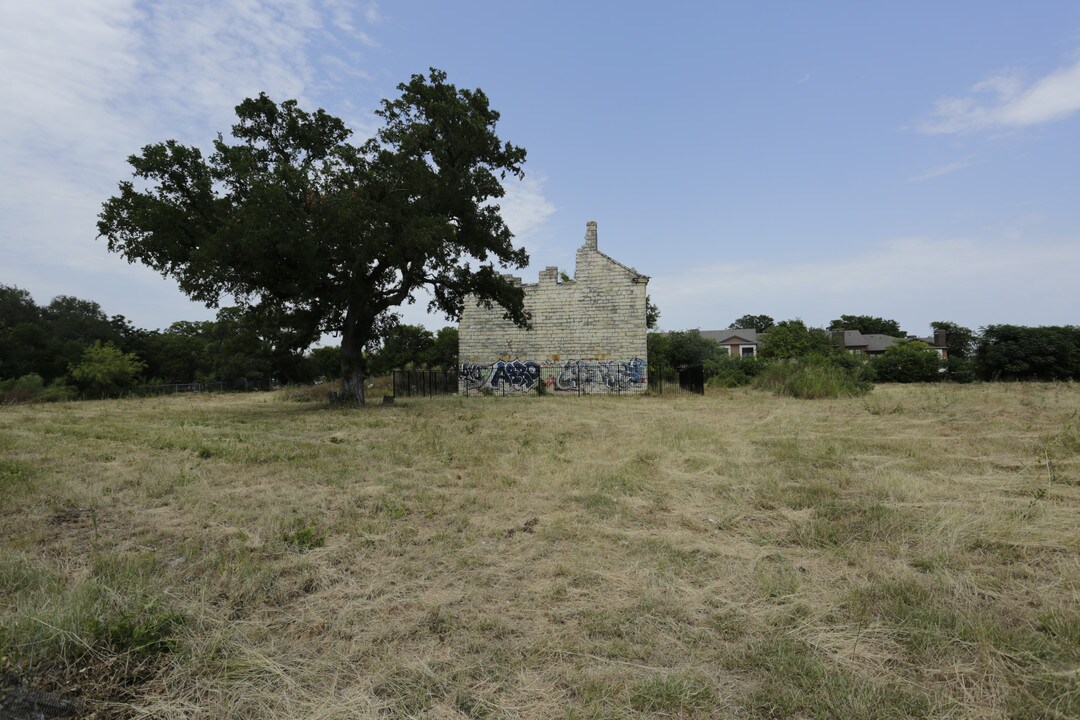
[555, 358, 646, 392]
[489, 359, 541, 390]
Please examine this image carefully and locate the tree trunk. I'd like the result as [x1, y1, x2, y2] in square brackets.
[339, 309, 369, 405]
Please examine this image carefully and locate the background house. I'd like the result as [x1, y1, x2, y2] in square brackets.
[831, 329, 948, 357]
[699, 329, 759, 358]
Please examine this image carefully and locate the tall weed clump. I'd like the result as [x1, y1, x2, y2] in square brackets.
[753, 356, 872, 399]
[0, 373, 77, 403]
[705, 356, 766, 388]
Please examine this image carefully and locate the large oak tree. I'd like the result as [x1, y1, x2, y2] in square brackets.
[99, 69, 530, 403]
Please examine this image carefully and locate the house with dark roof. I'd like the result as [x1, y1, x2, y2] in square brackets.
[831, 329, 948, 357]
[699, 328, 760, 358]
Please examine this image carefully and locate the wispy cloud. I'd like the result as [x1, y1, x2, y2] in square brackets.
[499, 175, 557, 249]
[0, 0, 379, 325]
[650, 237, 1080, 332]
[918, 56, 1080, 134]
[907, 157, 975, 182]
[364, 2, 382, 26]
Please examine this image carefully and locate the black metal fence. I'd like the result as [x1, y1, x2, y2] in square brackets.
[131, 379, 278, 396]
[392, 362, 705, 398]
[392, 369, 458, 398]
[132, 381, 227, 396]
[643, 363, 705, 396]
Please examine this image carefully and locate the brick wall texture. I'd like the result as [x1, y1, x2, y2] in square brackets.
[459, 222, 649, 394]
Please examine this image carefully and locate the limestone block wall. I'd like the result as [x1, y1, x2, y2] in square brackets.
[459, 221, 649, 394]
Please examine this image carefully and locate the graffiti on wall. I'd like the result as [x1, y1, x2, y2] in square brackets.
[489, 359, 542, 390]
[460, 359, 542, 391]
[461, 358, 647, 394]
[459, 363, 488, 390]
[556, 358, 647, 391]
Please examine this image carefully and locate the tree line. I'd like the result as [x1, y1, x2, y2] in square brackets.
[649, 314, 1080, 386]
[0, 284, 457, 402]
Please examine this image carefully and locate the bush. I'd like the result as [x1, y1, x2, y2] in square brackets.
[753, 357, 872, 399]
[705, 356, 766, 388]
[68, 341, 146, 398]
[758, 320, 837, 360]
[945, 356, 976, 384]
[0, 373, 45, 403]
[871, 341, 943, 383]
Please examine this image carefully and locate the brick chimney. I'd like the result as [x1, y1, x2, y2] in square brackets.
[584, 220, 598, 250]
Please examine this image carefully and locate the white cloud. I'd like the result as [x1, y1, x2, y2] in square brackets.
[499, 175, 557, 252]
[0, 0, 371, 328]
[649, 237, 1080, 333]
[918, 57, 1080, 134]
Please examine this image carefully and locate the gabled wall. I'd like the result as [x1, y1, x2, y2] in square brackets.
[458, 221, 649, 394]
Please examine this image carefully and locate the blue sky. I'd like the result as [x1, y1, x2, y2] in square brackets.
[3, 1, 1079, 337]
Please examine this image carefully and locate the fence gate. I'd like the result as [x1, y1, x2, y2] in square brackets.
[677, 364, 705, 395]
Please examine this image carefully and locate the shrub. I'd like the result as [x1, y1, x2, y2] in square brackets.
[705, 356, 766, 388]
[68, 341, 145, 398]
[0, 374, 79, 403]
[871, 341, 943, 383]
[0, 373, 45, 403]
[753, 356, 872, 399]
[945, 356, 976, 383]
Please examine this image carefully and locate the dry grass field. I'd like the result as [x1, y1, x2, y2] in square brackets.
[1, 384, 1078, 719]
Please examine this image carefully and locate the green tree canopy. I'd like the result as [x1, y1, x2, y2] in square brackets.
[98, 69, 531, 403]
[930, 321, 976, 359]
[646, 295, 660, 330]
[0, 285, 40, 328]
[308, 346, 343, 380]
[729, 314, 774, 333]
[647, 330, 724, 370]
[829, 315, 903, 336]
[367, 324, 435, 376]
[871, 340, 943, 383]
[758, 320, 836, 360]
[975, 325, 1080, 381]
[0, 286, 143, 384]
[425, 326, 459, 369]
[69, 342, 145, 398]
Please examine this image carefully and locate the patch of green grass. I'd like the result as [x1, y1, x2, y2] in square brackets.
[740, 636, 934, 719]
[753, 553, 802, 601]
[629, 670, 715, 715]
[790, 499, 909, 547]
[630, 669, 712, 716]
[0, 551, 183, 669]
[846, 574, 1080, 718]
[576, 492, 618, 517]
[0, 458, 36, 493]
[281, 523, 326, 551]
[84, 600, 183, 656]
[370, 495, 409, 520]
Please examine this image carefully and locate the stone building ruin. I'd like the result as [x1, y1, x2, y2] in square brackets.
[459, 221, 649, 394]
